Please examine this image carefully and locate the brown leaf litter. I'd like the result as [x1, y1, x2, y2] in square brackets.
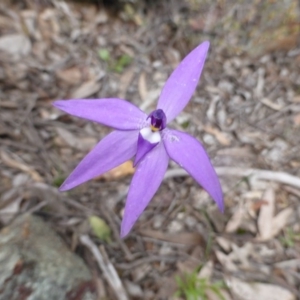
[0, 0, 300, 299]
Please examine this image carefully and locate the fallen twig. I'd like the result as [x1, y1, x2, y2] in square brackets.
[164, 167, 300, 189]
[80, 235, 128, 300]
[116, 255, 185, 270]
[100, 204, 134, 261]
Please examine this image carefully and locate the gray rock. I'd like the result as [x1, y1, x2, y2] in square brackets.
[0, 214, 96, 300]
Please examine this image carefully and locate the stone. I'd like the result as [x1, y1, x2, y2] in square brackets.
[0, 214, 96, 300]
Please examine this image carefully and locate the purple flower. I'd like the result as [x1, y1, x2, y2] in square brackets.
[53, 41, 223, 237]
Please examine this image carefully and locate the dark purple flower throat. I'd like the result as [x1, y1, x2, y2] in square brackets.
[148, 109, 166, 132]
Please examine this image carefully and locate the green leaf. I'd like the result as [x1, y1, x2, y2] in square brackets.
[112, 54, 132, 73]
[181, 120, 190, 129]
[89, 216, 112, 243]
[175, 270, 226, 300]
[52, 175, 66, 187]
[98, 49, 110, 62]
[210, 284, 226, 300]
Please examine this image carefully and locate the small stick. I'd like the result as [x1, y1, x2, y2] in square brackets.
[80, 235, 128, 300]
[164, 167, 300, 189]
[100, 204, 134, 261]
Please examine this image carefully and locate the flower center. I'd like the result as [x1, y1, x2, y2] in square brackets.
[147, 109, 166, 132]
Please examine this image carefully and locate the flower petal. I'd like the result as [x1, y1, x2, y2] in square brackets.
[60, 130, 138, 191]
[53, 98, 147, 130]
[163, 129, 223, 212]
[121, 142, 169, 237]
[157, 41, 209, 122]
[134, 131, 159, 167]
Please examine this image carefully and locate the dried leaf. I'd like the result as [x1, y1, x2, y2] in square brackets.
[56, 67, 82, 85]
[176, 246, 203, 274]
[0, 196, 23, 224]
[101, 161, 135, 180]
[215, 250, 238, 272]
[257, 188, 293, 241]
[226, 277, 295, 300]
[230, 243, 252, 269]
[251, 199, 268, 211]
[56, 127, 96, 151]
[272, 207, 293, 237]
[164, 47, 180, 67]
[118, 67, 135, 99]
[198, 260, 213, 279]
[124, 280, 143, 299]
[157, 276, 179, 299]
[215, 237, 232, 252]
[204, 125, 231, 146]
[293, 113, 300, 127]
[0, 101, 18, 108]
[206, 289, 232, 300]
[275, 259, 300, 270]
[139, 229, 205, 246]
[257, 188, 275, 240]
[0, 34, 31, 57]
[225, 206, 245, 233]
[71, 80, 101, 99]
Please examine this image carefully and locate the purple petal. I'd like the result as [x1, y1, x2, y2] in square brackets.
[157, 41, 210, 122]
[163, 129, 223, 212]
[60, 130, 138, 191]
[121, 142, 169, 237]
[134, 133, 158, 167]
[53, 98, 147, 130]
